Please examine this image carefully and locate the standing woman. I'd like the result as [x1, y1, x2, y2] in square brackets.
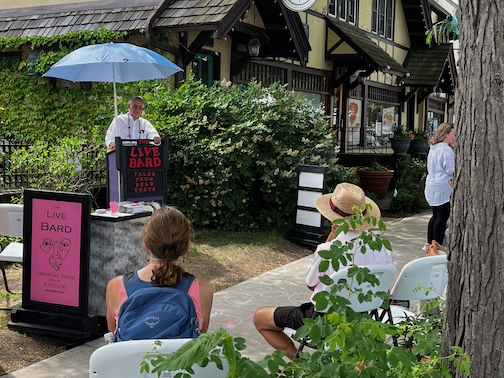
[106, 206, 213, 335]
[424, 122, 455, 249]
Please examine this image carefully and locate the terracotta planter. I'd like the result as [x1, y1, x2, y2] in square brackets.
[409, 139, 429, 155]
[356, 169, 394, 199]
[390, 138, 411, 155]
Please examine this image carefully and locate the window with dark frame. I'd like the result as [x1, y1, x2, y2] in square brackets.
[371, 0, 394, 39]
[328, 0, 357, 25]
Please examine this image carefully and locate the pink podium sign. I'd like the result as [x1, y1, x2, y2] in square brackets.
[29, 198, 82, 307]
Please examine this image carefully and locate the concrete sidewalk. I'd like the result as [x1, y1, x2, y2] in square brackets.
[4, 210, 431, 378]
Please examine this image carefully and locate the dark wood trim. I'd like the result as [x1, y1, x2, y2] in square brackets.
[333, 67, 358, 90]
[214, 0, 252, 39]
[182, 30, 214, 67]
[247, 58, 332, 77]
[365, 30, 409, 51]
[404, 87, 419, 102]
[367, 81, 402, 92]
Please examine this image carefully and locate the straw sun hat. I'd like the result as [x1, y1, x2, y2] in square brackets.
[315, 183, 381, 230]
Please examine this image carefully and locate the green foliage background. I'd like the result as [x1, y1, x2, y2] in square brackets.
[0, 31, 354, 231]
[389, 158, 428, 213]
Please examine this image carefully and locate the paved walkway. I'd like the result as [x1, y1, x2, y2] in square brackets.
[4, 211, 431, 378]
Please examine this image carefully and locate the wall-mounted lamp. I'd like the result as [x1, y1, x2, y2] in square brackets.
[247, 37, 261, 57]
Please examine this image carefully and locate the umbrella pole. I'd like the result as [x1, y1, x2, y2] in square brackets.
[112, 63, 122, 203]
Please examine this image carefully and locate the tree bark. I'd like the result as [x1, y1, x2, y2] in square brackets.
[443, 1, 504, 377]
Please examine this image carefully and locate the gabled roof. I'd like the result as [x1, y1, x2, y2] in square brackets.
[0, 1, 160, 38]
[401, 43, 453, 87]
[326, 17, 408, 76]
[148, 0, 310, 65]
[151, 0, 237, 32]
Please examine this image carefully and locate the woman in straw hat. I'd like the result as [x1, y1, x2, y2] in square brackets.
[253, 183, 391, 360]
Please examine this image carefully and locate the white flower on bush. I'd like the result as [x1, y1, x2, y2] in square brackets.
[242, 198, 247, 203]
[252, 134, 263, 143]
[274, 168, 279, 175]
[285, 149, 299, 156]
[255, 161, 266, 166]
[220, 78, 232, 87]
[310, 154, 321, 162]
[253, 93, 276, 106]
[211, 212, 216, 217]
[301, 137, 310, 144]
[202, 115, 208, 122]
[176, 150, 183, 157]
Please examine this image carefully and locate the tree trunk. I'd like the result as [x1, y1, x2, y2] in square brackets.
[443, 1, 504, 377]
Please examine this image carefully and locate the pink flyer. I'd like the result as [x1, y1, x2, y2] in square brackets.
[30, 198, 82, 307]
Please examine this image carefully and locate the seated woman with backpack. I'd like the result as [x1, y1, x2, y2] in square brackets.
[105, 206, 213, 341]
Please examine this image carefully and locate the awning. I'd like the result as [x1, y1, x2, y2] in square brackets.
[325, 17, 408, 77]
[400, 43, 455, 93]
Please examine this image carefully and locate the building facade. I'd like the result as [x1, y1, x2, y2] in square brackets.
[0, 0, 457, 157]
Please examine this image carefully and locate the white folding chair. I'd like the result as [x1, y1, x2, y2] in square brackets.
[89, 339, 229, 378]
[286, 263, 396, 355]
[380, 255, 448, 324]
[0, 203, 24, 295]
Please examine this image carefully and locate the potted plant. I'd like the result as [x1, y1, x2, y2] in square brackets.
[390, 124, 412, 155]
[356, 162, 394, 199]
[409, 128, 429, 155]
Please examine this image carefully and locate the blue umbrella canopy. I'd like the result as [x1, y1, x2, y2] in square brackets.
[43, 42, 182, 83]
[43, 42, 182, 143]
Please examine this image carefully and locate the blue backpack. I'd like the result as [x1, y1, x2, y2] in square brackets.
[115, 272, 199, 341]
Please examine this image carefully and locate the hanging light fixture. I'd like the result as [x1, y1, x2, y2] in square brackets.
[247, 1, 261, 57]
[247, 37, 261, 57]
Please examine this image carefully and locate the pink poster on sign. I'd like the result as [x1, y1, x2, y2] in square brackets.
[30, 198, 82, 307]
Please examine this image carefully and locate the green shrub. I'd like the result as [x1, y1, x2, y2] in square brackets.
[389, 158, 428, 213]
[128, 76, 340, 231]
[9, 133, 105, 196]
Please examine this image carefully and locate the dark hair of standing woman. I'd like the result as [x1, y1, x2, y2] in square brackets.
[138, 206, 194, 287]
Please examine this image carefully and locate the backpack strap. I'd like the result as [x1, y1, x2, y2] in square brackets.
[174, 272, 195, 294]
[122, 271, 139, 297]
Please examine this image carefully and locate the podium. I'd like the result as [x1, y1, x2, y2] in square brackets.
[107, 137, 169, 204]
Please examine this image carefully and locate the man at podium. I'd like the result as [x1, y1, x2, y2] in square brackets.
[105, 96, 161, 150]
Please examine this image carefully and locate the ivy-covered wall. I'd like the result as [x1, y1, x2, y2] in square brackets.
[0, 29, 133, 142]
